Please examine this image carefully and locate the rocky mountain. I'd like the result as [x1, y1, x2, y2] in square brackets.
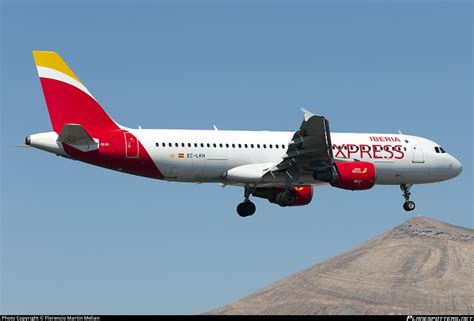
[209, 216, 473, 315]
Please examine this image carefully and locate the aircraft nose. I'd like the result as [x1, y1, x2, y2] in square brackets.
[449, 156, 463, 177]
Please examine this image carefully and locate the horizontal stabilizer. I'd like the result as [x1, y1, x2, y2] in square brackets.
[58, 124, 95, 145]
[57, 124, 98, 152]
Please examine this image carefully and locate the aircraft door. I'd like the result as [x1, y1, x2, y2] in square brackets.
[124, 132, 139, 158]
[410, 138, 424, 163]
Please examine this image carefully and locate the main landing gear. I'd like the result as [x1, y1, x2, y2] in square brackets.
[400, 184, 415, 212]
[236, 187, 256, 217]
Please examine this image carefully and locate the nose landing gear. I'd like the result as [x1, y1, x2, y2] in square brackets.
[400, 184, 415, 211]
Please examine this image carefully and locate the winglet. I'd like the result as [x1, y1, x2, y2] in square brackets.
[301, 107, 314, 121]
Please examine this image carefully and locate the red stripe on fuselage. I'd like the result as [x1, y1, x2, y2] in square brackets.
[63, 131, 163, 180]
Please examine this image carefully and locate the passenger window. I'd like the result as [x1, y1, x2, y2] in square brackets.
[207, 143, 210, 148]
[257, 144, 260, 148]
[263, 144, 267, 149]
[213, 143, 217, 148]
[200, 143, 204, 148]
[238, 144, 242, 148]
[162, 142, 166, 147]
[168, 143, 172, 147]
[219, 143, 223, 148]
[156, 143, 159, 147]
[244, 144, 248, 148]
[282, 144, 286, 149]
[232, 144, 235, 148]
[181, 143, 185, 147]
[251, 144, 254, 148]
[194, 143, 198, 147]
[226, 144, 229, 148]
[269, 144, 273, 149]
[188, 143, 191, 147]
[276, 144, 279, 149]
[175, 143, 178, 147]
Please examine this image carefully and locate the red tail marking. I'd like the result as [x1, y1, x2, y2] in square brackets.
[39, 78, 119, 136]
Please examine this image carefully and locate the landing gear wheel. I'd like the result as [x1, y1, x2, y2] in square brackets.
[400, 184, 415, 213]
[403, 201, 416, 212]
[237, 201, 256, 217]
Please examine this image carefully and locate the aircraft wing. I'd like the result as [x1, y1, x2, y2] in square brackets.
[265, 108, 334, 182]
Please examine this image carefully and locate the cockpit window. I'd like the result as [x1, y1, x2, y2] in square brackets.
[434, 146, 446, 154]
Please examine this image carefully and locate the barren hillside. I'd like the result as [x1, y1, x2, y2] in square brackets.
[209, 216, 474, 315]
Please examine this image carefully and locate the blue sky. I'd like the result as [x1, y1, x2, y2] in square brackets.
[1, 0, 472, 315]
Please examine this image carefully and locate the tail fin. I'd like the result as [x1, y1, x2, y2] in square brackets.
[33, 51, 120, 137]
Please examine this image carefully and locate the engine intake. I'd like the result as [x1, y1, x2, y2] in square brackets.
[330, 161, 376, 190]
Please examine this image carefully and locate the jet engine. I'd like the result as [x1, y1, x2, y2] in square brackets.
[252, 186, 313, 207]
[331, 161, 376, 190]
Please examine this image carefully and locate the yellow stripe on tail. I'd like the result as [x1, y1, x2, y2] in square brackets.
[32, 51, 81, 83]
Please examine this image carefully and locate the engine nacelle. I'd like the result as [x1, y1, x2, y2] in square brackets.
[331, 161, 376, 190]
[252, 186, 313, 207]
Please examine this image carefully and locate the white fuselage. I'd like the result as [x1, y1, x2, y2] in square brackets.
[131, 129, 462, 186]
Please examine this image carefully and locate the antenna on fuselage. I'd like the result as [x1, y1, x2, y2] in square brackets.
[213, 125, 219, 131]
[398, 129, 403, 135]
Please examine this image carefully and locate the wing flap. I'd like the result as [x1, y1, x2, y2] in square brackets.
[265, 109, 335, 182]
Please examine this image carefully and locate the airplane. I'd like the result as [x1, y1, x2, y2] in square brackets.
[24, 51, 463, 217]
